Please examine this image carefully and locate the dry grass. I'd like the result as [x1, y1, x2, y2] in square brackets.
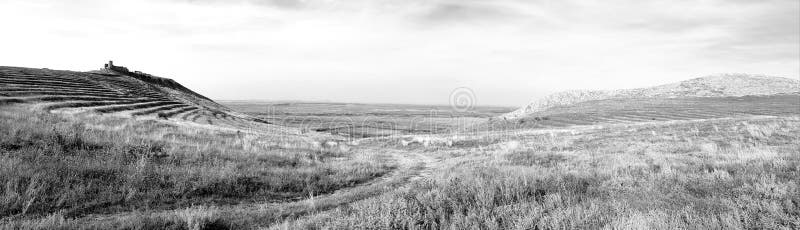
[278, 117, 800, 229]
[2, 98, 798, 229]
[0, 105, 392, 229]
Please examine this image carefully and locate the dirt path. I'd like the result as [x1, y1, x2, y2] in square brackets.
[234, 149, 440, 228]
[76, 148, 440, 228]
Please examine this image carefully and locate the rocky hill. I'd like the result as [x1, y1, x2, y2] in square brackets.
[502, 74, 800, 120]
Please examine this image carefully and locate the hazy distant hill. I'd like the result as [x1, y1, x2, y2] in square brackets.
[0, 64, 263, 125]
[502, 74, 800, 120]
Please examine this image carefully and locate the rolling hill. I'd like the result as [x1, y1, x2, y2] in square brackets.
[0, 62, 266, 126]
[502, 74, 799, 120]
[485, 74, 800, 130]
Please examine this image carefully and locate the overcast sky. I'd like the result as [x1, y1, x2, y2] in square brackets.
[0, 0, 797, 106]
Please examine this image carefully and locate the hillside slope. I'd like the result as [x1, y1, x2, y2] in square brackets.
[502, 74, 800, 120]
[0, 63, 263, 126]
[481, 94, 800, 131]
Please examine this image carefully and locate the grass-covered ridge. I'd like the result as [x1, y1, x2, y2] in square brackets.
[0, 65, 257, 126]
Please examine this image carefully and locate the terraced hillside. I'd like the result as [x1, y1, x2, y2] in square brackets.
[0, 65, 254, 126]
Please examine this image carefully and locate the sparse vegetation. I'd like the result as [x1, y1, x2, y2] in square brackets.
[0, 105, 391, 228]
[278, 117, 800, 229]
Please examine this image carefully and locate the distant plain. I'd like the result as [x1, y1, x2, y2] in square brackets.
[220, 101, 515, 137]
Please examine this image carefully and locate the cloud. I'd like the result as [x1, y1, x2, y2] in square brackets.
[0, 0, 797, 106]
[699, 0, 799, 62]
[259, 0, 305, 9]
[623, 15, 725, 33]
[416, 1, 520, 24]
[175, 0, 306, 9]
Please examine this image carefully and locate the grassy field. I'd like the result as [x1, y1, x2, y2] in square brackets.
[221, 101, 514, 138]
[279, 116, 800, 229]
[3, 76, 799, 229]
[0, 105, 393, 229]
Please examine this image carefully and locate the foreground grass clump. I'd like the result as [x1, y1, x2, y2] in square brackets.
[281, 117, 800, 229]
[1, 206, 227, 230]
[0, 106, 391, 222]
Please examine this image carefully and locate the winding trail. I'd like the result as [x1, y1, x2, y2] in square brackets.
[75, 147, 440, 228]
